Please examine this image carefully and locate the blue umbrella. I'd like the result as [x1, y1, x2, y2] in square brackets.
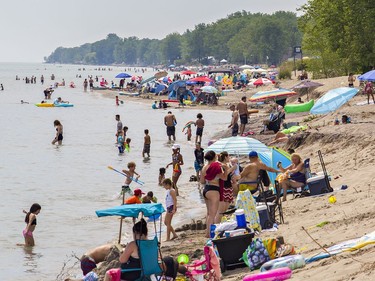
[206, 136, 270, 156]
[115, 73, 132, 78]
[310, 87, 359, 114]
[358, 70, 375, 82]
[96, 203, 165, 218]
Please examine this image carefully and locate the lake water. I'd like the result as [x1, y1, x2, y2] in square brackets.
[0, 63, 229, 280]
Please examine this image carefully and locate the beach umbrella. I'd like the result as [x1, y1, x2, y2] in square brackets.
[168, 64, 175, 68]
[292, 80, 324, 89]
[239, 65, 253, 70]
[115, 73, 132, 78]
[220, 59, 228, 63]
[181, 70, 197, 75]
[154, 71, 168, 79]
[310, 87, 359, 114]
[200, 86, 218, 94]
[252, 68, 267, 73]
[188, 76, 213, 83]
[206, 136, 270, 156]
[249, 88, 297, 102]
[358, 70, 375, 82]
[249, 77, 274, 86]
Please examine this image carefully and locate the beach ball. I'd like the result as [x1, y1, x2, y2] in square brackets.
[329, 195, 337, 204]
[177, 254, 189, 264]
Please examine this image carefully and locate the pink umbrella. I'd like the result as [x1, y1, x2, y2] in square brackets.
[251, 78, 274, 86]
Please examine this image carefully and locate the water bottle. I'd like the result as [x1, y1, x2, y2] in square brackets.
[235, 209, 246, 228]
[210, 224, 216, 238]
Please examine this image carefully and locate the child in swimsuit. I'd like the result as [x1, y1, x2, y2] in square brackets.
[23, 203, 41, 246]
[162, 179, 178, 241]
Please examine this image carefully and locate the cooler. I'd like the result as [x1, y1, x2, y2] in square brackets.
[256, 204, 272, 230]
[212, 232, 254, 270]
[307, 175, 330, 195]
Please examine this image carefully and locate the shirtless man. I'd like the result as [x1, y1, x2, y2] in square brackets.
[115, 115, 123, 142]
[238, 151, 280, 192]
[228, 104, 239, 136]
[236, 96, 249, 135]
[164, 111, 177, 141]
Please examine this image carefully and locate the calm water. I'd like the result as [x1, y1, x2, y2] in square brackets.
[0, 63, 228, 280]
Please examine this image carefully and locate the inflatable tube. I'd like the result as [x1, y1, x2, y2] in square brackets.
[281, 125, 308, 135]
[284, 100, 314, 113]
[248, 109, 259, 114]
[35, 103, 54, 107]
[243, 267, 292, 281]
[260, 255, 305, 272]
[222, 77, 233, 85]
[55, 103, 74, 107]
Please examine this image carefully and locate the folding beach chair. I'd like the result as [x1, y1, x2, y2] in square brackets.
[292, 158, 312, 198]
[185, 245, 221, 281]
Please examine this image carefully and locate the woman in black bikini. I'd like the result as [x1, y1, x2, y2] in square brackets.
[104, 219, 148, 281]
[23, 203, 41, 246]
[52, 120, 63, 145]
[200, 151, 227, 238]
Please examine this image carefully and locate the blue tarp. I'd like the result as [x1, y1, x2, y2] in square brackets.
[96, 203, 165, 218]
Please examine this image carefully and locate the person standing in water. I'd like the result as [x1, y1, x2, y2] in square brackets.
[162, 178, 178, 241]
[142, 129, 151, 158]
[166, 144, 184, 196]
[52, 120, 63, 145]
[22, 203, 41, 246]
[164, 111, 177, 141]
[195, 113, 205, 143]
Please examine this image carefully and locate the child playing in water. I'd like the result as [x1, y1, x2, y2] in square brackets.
[125, 138, 131, 152]
[117, 130, 125, 154]
[195, 113, 205, 143]
[121, 162, 141, 196]
[186, 124, 192, 141]
[162, 179, 178, 241]
[159, 168, 166, 186]
[23, 203, 42, 246]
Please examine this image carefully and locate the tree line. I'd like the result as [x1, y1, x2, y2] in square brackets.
[45, 11, 301, 66]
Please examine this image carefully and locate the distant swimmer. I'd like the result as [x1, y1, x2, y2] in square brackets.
[0, 84, 4, 90]
[52, 120, 63, 145]
[20, 100, 29, 104]
[22, 203, 41, 247]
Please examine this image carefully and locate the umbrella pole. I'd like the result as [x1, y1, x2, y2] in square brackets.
[118, 186, 126, 244]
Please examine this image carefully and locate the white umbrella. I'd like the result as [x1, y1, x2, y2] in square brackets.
[220, 59, 228, 63]
[252, 68, 268, 73]
[206, 136, 270, 156]
[200, 86, 218, 94]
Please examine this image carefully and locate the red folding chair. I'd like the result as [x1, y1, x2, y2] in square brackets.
[185, 246, 221, 281]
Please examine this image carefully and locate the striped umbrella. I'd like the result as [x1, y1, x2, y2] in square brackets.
[249, 88, 297, 102]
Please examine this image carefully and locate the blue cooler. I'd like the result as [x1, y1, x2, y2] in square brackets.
[256, 204, 271, 229]
[307, 175, 330, 195]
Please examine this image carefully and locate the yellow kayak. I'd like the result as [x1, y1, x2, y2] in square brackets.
[35, 103, 54, 107]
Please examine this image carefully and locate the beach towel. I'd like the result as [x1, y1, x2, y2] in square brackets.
[235, 190, 260, 231]
[208, 246, 222, 279]
[243, 238, 270, 270]
[205, 162, 222, 181]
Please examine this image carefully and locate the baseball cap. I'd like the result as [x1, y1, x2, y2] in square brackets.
[249, 151, 258, 158]
[172, 144, 180, 150]
[134, 189, 145, 196]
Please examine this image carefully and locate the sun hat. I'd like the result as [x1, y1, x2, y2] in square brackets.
[134, 189, 145, 196]
[172, 144, 180, 150]
[249, 151, 258, 158]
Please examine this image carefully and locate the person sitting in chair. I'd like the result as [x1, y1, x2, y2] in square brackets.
[104, 219, 148, 281]
[238, 151, 280, 193]
[277, 153, 306, 202]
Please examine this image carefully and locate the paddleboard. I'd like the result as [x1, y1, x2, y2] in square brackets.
[35, 103, 54, 107]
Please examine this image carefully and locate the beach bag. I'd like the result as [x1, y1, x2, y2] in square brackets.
[242, 238, 270, 270]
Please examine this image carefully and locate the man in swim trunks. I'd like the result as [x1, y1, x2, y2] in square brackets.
[228, 104, 239, 136]
[236, 96, 249, 135]
[164, 111, 177, 141]
[115, 115, 123, 142]
[239, 151, 280, 192]
[80, 244, 113, 275]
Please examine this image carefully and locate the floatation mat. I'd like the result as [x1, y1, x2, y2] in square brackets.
[306, 230, 375, 263]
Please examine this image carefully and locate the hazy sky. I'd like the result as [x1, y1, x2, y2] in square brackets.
[0, 0, 307, 62]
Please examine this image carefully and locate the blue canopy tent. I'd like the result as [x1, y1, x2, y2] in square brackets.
[167, 80, 196, 101]
[96, 203, 165, 243]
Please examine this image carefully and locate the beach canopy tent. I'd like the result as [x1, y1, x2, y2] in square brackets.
[96, 203, 165, 218]
[154, 83, 167, 94]
[208, 68, 235, 75]
[205, 136, 291, 185]
[310, 87, 359, 114]
[239, 65, 254, 70]
[115, 73, 132, 78]
[358, 70, 375, 82]
[249, 88, 297, 102]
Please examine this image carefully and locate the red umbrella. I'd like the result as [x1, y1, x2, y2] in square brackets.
[252, 78, 274, 86]
[189, 76, 213, 83]
[181, 70, 197, 75]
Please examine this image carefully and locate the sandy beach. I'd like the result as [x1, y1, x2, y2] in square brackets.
[80, 75, 375, 281]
